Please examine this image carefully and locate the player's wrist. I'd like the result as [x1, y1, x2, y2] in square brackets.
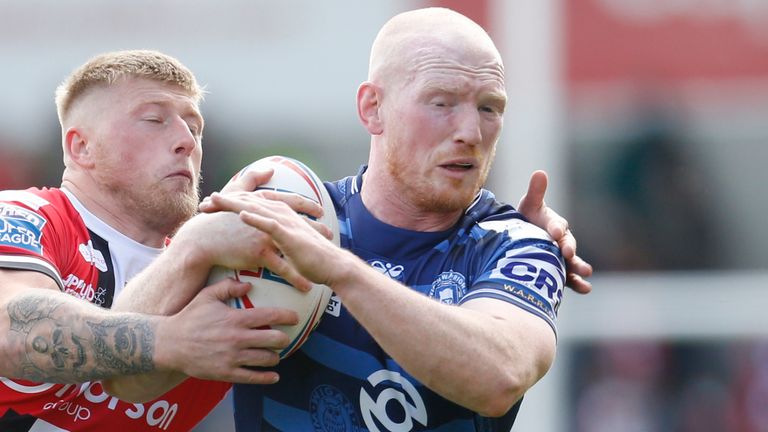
[326, 249, 370, 293]
[151, 314, 181, 372]
[166, 226, 215, 274]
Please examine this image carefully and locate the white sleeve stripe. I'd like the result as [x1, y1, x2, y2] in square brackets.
[461, 287, 556, 320]
[460, 289, 558, 339]
[0, 190, 51, 210]
[0, 255, 64, 290]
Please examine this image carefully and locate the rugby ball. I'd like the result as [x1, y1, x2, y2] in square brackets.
[207, 155, 339, 359]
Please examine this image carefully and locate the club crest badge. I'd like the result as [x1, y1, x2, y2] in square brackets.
[429, 271, 466, 305]
[310, 384, 360, 432]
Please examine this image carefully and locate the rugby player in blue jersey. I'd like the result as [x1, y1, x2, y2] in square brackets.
[199, 7, 592, 431]
[106, 7, 593, 431]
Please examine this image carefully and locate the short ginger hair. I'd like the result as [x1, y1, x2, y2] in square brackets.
[55, 49, 203, 125]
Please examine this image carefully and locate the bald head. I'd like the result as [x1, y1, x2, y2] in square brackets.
[356, 8, 507, 230]
[368, 8, 503, 87]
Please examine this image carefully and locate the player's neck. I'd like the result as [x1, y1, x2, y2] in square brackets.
[360, 172, 462, 232]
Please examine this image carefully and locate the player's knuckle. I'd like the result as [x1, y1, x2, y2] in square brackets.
[262, 351, 281, 366]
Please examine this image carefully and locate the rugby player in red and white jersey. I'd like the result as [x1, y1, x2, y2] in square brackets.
[0, 48, 592, 432]
[0, 50, 326, 432]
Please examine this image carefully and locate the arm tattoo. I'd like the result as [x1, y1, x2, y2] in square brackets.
[6, 293, 156, 383]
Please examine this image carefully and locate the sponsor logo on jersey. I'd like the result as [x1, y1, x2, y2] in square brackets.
[490, 246, 564, 316]
[79, 240, 108, 272]
[0, 379, 179, 430]
[360, 370, 427, 431]
[497, 259, 559, 299]
[325, 294, 342, 317]
[429, 271, 467, 305]
[0, 204, 47, 228]
[63, 273, 108, 306]
[368, 260, 405, 281]
[310, 384, 360, 432]
[0, 204, 47, 254]
[503, 284, 555, 320]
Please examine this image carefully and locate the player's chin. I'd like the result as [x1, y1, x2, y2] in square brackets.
[164, 192, 200, 223]
[423, 189, 476, 213]
[160, 178, 199, 200]
[163, 175, 196, 190]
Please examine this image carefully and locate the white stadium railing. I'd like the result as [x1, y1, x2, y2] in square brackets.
[515, 271, 768, 432]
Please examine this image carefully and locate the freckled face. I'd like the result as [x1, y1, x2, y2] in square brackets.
[85, 78, 204, 234]
[379, 43, 506, 213]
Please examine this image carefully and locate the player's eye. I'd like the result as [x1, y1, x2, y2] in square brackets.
[143, 116, 164, 123]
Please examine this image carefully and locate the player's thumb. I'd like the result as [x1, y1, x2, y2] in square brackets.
[518, 170, 548, 212]
[221, 168, 275, 193]
[519, 170, 548, 210]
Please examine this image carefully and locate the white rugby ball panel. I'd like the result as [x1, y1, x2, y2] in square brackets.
[211, 155, 338, 359]
[232, 155, 338, 239]
[208, 266, 332, 359]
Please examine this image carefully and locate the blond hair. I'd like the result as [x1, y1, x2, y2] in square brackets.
[55, 49, 203, 125]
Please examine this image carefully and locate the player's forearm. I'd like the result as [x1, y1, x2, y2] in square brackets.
[113, 237, 210, 315]
[103, 312, 191, 402]
[330, 257, 553, 416]
[0, 290, 158, 383]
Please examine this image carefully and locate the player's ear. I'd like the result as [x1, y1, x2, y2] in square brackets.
[64, 127, 96, 169]
[357, 82, 383, 135]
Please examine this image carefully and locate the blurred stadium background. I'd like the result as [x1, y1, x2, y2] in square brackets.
[1, 0, 766, 431]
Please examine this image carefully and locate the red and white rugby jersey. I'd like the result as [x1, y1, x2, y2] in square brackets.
[0, 187, 231, 431]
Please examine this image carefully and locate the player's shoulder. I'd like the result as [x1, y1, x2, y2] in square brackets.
[0, 187, 72, 223]
[0, 188, 79, 272]
[0, 187, 82, 237]
[0, 187, 64, 209]
[324, 172, 360, 208]
[478, 216, 553, 243]
[466, 189, 553, 242]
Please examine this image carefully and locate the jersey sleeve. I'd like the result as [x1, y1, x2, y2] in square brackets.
[0, 190, 66, 289]
[459, 218, 565, 337]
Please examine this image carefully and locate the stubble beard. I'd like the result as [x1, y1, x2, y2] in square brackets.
[384, 145, 494, 214]
[101, 176, 200, 236]
[146, 182, 200, 235]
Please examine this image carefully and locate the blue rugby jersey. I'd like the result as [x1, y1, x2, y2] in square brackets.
[233, 167, 565, 432]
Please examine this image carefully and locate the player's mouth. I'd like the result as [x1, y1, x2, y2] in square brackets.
[166, 170, 193, 181]
[439, 160, 476, 172]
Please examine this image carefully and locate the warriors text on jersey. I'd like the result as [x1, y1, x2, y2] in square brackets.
[0, 187, 230, 432]
[233, 167, 566, 431]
